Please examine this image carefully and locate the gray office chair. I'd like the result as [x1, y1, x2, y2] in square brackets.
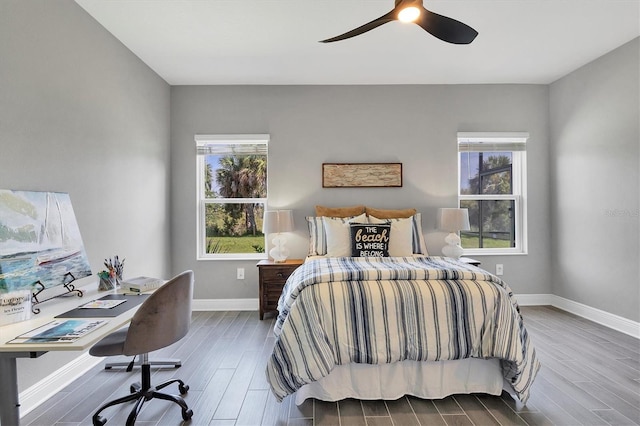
[89, 270, 195, 426]
[103, 355, 181, 370]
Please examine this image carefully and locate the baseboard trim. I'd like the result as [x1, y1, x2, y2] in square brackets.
[192, 298, 258, 311]
[20, 293, 638, 418]
[512, 293, 552, 306]
[20, 352, 102, 418]
[550, 295, 640, 339]
[514, 293, 639, 338]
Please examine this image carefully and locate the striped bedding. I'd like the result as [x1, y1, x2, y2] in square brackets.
[266, 256, 540, 403]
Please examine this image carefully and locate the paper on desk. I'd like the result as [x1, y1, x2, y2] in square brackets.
[8, 319, 108, 344]
[79, 299, 126, 309]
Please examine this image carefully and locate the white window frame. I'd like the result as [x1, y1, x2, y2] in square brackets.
[195, 134, 269, 260]
[457, 132, 528, 256]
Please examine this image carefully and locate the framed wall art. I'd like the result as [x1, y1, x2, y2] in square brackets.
[0, 190, 92, 294]
[322, 163, 403, 188]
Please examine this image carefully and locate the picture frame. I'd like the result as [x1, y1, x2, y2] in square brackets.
[322, 163, 403, 188]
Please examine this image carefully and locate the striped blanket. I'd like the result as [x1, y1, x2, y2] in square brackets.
[266, 256, 540, 403]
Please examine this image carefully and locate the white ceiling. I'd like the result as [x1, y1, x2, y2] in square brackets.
[74, 0, 640, 86]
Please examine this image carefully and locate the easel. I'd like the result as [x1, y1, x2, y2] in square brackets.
[31, 272, 83, 314]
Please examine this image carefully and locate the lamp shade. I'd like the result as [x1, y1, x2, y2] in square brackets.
[438, 208, 470, 232]
[262, 210, 294, 234]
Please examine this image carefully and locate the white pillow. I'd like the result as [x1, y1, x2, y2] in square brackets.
[322, 213, 368, 257]
[368, 216, 414, 257]
[368, 214, 429, 255]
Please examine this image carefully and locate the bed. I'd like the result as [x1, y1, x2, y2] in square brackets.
[265, 206, 540, 405]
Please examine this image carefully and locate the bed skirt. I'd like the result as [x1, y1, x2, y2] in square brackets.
[294, 358, 504, 405]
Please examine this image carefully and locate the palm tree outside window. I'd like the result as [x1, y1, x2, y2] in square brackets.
[196, 135, 268, 260]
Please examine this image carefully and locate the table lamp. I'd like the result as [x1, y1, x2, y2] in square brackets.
[263, 210, 294, 262]
[438, 208, 470, 259]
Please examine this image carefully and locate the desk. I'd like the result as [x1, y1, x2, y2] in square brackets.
[0, 284, 146, 425]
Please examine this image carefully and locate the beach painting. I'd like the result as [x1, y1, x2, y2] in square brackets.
[0, 190, 92, 294]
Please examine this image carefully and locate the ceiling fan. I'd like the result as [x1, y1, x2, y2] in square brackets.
[320, 0, 478, 45]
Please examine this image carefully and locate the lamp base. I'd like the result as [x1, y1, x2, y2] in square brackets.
[442, 232, 464, 259]
[269, 234, 290, 263]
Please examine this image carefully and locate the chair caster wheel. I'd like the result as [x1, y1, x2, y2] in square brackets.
[182, 408, 193, 421]
[93, 415, 107, 425]
[130, 383, 141, 393]
[178, 384, 189, 394]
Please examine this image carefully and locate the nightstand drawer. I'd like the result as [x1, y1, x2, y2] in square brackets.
[263, 283, 284, 311]
[263, 281, 286, 297]
[261, 267, 295, 283]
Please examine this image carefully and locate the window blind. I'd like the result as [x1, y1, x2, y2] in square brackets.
[457, 132, 529, 152]
[195, 134, 269, 156]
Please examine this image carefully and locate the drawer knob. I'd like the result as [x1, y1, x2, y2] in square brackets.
[276, 272, 284, 278]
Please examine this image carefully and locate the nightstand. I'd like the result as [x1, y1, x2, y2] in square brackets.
[257, 259, 303, 320]
[459, 257, 481, 266]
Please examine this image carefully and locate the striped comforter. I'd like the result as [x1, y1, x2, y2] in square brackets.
[266, 256, 540, 403]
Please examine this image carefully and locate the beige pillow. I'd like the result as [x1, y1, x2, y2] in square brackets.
[322, 213, 368, 257]
[368, 216, 414, 257]
[365, 207, 417, 219]
[316, 205, 365, 218]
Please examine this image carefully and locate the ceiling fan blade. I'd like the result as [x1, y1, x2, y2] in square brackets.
[320, 10, 397, 43]
[415, 7, 478, 44]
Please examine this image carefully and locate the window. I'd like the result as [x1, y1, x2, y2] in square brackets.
[196, 134, 268, 260]
[457, 132, 528, 255]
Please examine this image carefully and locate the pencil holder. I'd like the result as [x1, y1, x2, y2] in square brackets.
[98, 275, 116, 291]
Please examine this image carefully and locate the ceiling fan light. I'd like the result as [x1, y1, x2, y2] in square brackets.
[398, 6, 420, 23]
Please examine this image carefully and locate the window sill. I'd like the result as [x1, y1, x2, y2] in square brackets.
[462, 249, 527, 256]
[197, 254, 268, 261]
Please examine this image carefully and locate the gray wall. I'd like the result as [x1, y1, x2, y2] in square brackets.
[549, 38, 640, 322]
[0, 1, 171, 392]
[170, 85, 551, 299]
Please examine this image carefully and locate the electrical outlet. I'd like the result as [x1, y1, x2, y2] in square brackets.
[495, 264, 504, 276]
[237, 267, 245, 280]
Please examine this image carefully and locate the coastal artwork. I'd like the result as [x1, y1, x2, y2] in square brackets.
[0, 190, 92, 294]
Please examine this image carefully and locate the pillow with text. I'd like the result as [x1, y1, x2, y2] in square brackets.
[350, 223, 391, 257]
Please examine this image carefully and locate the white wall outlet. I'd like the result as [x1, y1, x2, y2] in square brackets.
[237, 267, 245, 280]
[495, 264, 504, 276]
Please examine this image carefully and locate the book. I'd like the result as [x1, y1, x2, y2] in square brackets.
[8, 319, 108, 344]
[122, 276, 163, 293]
[0, 290, 32, 326]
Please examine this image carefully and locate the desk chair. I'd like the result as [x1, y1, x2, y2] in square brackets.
[89, 270, 194, 426]
[103, 353, 181, 370]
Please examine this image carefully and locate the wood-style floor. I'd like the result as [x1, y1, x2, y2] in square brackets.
[21, 306, 640, 426]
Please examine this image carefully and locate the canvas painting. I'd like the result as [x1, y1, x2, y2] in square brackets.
[0, 190, 92, 294]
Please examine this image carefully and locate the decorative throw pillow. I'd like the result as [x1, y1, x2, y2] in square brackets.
[369, 214, 429, 255]
[316, 205, 365, 218]
[365, 207, 417, 219]
[367, 216, 413, 257]
[350, 223, 391, 257]
[322, 214, 368, 257]
[410, 213, 429, 255]
[307, 213, 368, 256]
[306, 216, 326, 256]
